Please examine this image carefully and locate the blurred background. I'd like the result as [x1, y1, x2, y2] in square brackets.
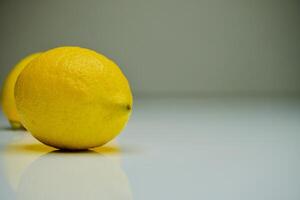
[0, 0, 300, 97]
[1, 1, 300, 200]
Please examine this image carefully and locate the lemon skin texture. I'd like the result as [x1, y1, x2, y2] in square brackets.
[1, 53, 41, 129]
[15, 47, 133, 150]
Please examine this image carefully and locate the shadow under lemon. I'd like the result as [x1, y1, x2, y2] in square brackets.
[3, 134, 132, 200]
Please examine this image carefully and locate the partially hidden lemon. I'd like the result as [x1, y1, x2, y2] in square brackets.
[1, 53, 42, 129]
[15, 47, 133, 150]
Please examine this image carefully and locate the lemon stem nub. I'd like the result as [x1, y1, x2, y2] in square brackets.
[126, 104, 132, 111]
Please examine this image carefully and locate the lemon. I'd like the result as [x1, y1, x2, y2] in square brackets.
[15, 46, 133, 150]
[1, 53, 41, 129]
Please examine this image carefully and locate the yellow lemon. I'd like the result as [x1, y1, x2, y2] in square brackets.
[15, 46, 133, 150]
[1, 53, 41, 129]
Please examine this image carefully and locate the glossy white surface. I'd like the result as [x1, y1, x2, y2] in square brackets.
[1, 97, 300, 200]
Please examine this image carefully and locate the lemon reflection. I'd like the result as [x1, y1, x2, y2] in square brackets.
[3, 134, 55, 190]
[4, 134, 132, 200]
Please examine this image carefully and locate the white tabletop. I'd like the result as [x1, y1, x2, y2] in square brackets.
[0, 97, 300, 200]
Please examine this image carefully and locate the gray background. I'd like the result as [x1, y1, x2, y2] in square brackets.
[0, 0, 300, 96]
[1, 1, 300, 200]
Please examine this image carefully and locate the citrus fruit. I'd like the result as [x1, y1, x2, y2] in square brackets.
[1, 53, 41, 129]
[15, 46, 133, 150]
